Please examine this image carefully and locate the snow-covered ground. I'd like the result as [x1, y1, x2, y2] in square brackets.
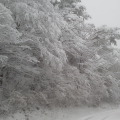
[0, 105, 119, 120]
[80, 108, 120, 120]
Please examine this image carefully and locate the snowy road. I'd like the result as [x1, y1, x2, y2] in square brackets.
[80, 109, 120, 120]
[0, 107, 120, 120]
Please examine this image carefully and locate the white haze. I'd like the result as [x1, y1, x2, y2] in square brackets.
[83, 0, 120, 49]
[83, 0, 120, 27]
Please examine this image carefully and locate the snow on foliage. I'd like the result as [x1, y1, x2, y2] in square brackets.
[0, 0, 120, 114]
[0, 25, 21, 43]
[0, 3, 14, 26]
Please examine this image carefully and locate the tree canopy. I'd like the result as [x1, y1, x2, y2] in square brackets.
[0, 0, 120, 113]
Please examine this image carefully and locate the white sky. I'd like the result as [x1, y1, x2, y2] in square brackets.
[83, 0, 120, 28]
[82, 0, 120, 48]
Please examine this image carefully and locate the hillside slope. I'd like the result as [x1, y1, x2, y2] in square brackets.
[0, 0, 120, 115]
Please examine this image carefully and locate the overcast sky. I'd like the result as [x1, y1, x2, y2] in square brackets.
[82, 0, 120, 48]
[83, 0, 120, 28]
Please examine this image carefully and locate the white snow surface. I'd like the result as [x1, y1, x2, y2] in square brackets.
[80, 108, 120, 120]
[0, 105, 120, 120]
